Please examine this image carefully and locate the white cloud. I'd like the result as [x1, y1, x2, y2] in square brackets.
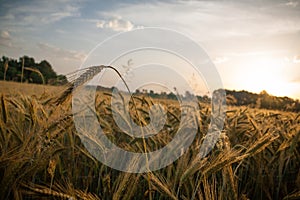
[107, 18, 134, 31]
[46, 4, 81, 23]
[285, 1, 298, 8]
[0, 0, 82, 27]
[227, 50, 288, 57]
[96, 17, 141, 32]
[96, 20, 106, 28]
[96, 1, 300, 40]
[283, 55, 300, 64]
[37, 42, 86, 61]
[213, 56, 229, 64]
[0, 30, 12, 47]
[1, 31, 10, 39]
[293, 55, 300, 63]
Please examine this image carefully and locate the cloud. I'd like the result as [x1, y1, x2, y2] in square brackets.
[106, 18, 134, 31]
[283, 55, 300, 64]
[46, 5, 80, 23]
[213, 56, 229, 64]
[0, 30, 12, 47]
[96, 17, 141, 32]
[1, 31, 10, 39]
[227, 50, 288, 57]
[293, 55, 300, 63]
[285, 1, 298, 8]
[37, 42, 86, 61]
[96, 20, 106, 28]
[0, 0, 82, 28]
[96, 0, 300, 40]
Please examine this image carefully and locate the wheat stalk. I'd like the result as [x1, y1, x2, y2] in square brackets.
[24, 67, 45, 84]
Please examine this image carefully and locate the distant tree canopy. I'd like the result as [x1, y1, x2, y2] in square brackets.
[0, 55, 67, 85]
[134, 88, 300, 112]
[135, 88, 300, 112]
[1, 55, 299, 112]
[225, 89, 300, 112]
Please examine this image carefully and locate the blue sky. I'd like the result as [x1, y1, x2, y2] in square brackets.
[0, 0, 300, 98]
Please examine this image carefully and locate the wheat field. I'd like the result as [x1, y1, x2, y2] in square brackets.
[0, 78, 299, 200]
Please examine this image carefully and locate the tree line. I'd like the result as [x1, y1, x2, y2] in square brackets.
[225, 89, 300, 112]
[1, 55, 299, 112]
[134, 88, 300, 112]
[0, 55, 67, 85]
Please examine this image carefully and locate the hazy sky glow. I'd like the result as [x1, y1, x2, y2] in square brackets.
[0, 0, 299, 99]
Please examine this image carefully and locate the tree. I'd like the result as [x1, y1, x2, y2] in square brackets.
[6, 66, 17, 80]
[29, 71, 43, 84]
[0, 55, 67, 85]
[37, 60, 57, 83]
[185, 90, 194, 99]
[167, 92, 177, 100]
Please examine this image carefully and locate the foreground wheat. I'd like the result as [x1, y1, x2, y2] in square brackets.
[0, 65, 299, 199]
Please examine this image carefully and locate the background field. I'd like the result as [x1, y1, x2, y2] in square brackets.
[0, 81, 299, 200]
[0, 80, 63, 97]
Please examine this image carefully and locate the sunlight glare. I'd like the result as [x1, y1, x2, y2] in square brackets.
[235, 57, 292, 97]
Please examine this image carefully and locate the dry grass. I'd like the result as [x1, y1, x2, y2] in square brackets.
[0, 72, 299, 199]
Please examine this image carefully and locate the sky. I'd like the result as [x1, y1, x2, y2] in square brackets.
[0, 0, 299, 99]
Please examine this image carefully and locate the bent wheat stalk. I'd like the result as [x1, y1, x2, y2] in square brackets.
[51, 64, 153, 199]
[24, 67, 45, 85]
[53, 65, 129, 105]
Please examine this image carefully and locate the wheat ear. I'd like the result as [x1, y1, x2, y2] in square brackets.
[54, 65, 133, 106]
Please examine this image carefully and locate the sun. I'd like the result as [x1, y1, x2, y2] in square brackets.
[235, 57, 292, 97]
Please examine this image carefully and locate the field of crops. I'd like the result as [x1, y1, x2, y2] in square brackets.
[0, 81, 299, 200]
